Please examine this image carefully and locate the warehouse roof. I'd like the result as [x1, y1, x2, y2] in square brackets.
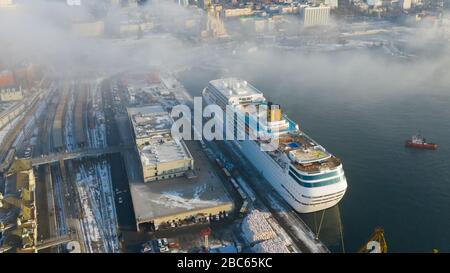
[127, 105, 173, 139]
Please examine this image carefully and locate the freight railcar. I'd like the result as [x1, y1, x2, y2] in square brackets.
[52, 83, 69, 152]
[74, 84, 87, 148]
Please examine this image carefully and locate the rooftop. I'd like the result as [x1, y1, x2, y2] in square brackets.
[129, 140, 234, 224]
[128, 105, 173, 139]
[139, 133, 190, 166]
[0, 84, 21, 92]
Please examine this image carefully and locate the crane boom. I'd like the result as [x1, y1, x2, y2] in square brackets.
[358, 228, 387, 253]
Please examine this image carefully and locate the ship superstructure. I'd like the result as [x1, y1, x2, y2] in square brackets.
[202, 78, 348, 213]
[405, 132, 438, 150]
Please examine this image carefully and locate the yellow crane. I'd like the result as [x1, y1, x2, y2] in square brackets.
[358, 228, 387, 253]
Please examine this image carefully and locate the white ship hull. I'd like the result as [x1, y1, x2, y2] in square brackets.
[232, 139, 347, 213]
[202, 83, 347, 214]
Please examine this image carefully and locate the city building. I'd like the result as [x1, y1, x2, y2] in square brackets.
[280, 5, 299, 14]
[0, 0, 15, 8]
[223, 7, 253, 17]
[0, 70, 23, 102]
[325, 0, 339, 9]
[298, 5, 331, 26]
[367, 0, 383, 7]
[0, 70, 15, 87]
[0, 159, 37, 253]
[198, 0, 211, 9]
[127, 105, 194, 182]
[202, 5, 228, 38]
[0, 85, 23, 101]
[402, 0, 412, 9]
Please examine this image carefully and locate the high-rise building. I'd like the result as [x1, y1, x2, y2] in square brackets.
[298, 5, 330, 26]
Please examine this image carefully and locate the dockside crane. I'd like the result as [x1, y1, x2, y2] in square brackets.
[358, 228, 387, 253]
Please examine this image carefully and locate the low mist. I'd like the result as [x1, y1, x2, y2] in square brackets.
[1, 1, 449, 98]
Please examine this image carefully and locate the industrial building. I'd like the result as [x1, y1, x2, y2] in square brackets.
[127, 105, 194, 182]
[126, 105, 234, 232]
[127, 139, 234, 232]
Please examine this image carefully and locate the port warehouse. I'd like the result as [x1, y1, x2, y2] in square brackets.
[127, 105, 194, 182]
[126, 105, 234, 231]
[52, 82, 87, 151]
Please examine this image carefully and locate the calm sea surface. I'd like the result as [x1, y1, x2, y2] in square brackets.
[178, 64, 450, 253]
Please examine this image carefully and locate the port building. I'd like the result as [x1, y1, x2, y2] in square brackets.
[127, 105, 194, 182]
[126, 104, 234, 232]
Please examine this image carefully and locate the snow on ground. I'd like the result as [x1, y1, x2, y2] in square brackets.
[77, 176, 103, 253]
[71, 80, 120, 253]
[52, 168, 68, 237]
[87, 82, 107, 149]
[266, 194, 328, 253]
[76, 162, 119, 253]
[153, 190, 221, 210]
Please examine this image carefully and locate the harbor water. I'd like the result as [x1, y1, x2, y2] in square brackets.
[178, 61, 450, 253]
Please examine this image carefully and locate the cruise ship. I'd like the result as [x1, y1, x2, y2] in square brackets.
[202, 78, 347, 213]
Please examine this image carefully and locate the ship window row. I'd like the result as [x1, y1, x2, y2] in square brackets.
[308, 193, 345, 204]
[289, 166, 340, 181]
[281, 185, 310, 206]
[302, 189, 346, 199]
[288, 171, 341, 188]
[281, 184, 339, 206]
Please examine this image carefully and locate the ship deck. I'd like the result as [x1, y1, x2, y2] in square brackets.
[279, 132, 340, 173]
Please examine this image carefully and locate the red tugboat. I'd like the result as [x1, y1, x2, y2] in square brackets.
[405, 132, 438, 150]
